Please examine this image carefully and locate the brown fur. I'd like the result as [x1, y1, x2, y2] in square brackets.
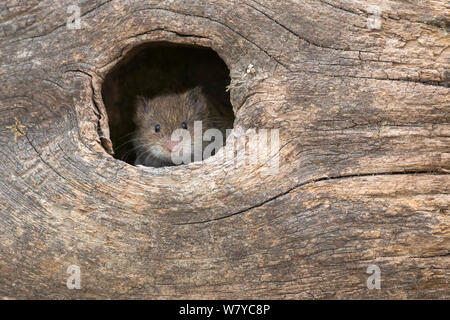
[133, 87, 227, 167]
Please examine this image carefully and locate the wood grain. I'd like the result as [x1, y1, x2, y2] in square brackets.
[0, 0, 448, 299]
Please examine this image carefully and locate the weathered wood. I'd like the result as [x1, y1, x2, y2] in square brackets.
[0, 0, 448, 299]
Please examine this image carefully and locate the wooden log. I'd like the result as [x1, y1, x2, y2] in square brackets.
[0, 0, 448, 299]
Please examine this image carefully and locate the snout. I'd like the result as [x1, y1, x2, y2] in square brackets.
[165, 140, 181, 152]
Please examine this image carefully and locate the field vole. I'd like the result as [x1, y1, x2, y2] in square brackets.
[133, 87, 231, 167]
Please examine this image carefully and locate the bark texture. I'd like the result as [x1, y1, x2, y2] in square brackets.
[0, 0, 449, 299]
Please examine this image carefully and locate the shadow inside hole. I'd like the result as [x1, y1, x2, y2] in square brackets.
[101, 42, 234, 165]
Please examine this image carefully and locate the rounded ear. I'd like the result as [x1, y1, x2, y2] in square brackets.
[185, 87, 207, 113]
[135, 96, 147, 112]
[134, 96, 148, 123]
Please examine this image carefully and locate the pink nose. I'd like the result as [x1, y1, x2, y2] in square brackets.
[165, 140, 180, 152]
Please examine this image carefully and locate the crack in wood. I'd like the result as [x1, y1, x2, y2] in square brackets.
[173, 170, 449, 226]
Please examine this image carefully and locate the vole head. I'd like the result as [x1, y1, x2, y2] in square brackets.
[133, 87, 209, 166]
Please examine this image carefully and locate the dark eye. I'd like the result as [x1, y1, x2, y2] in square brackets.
[155, 124, 161, 133]
[181, 122, 187, 129]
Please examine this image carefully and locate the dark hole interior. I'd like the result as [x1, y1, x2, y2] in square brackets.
[101, 42, 234, 166]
